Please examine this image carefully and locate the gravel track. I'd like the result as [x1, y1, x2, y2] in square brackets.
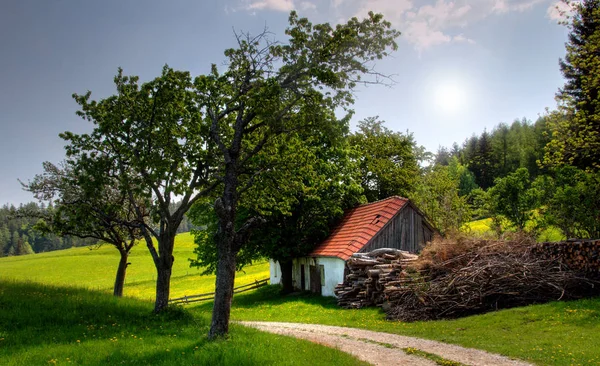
[240, 321, 533, 366]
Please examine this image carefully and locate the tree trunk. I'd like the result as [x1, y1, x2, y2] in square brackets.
[154, 233, 176, 313]
[209, 239, 237, 339]
[279, 260, 294, 294]
[209, 161, 239, 339]
[113, 249, 129, 297]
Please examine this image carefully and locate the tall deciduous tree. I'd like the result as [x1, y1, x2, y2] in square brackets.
[542, 166, 600, 239]
[411, 165, 471, 234]
[545, 0, 600, 170]
[196, 12, 399, 338]
[191, 128, 364, 295]
[63, 67, 218, 310]
[349, 117, 420, 202]
[488, 168, 540, 231]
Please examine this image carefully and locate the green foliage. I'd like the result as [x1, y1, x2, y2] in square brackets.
[190, 127, 365, 274]
[249, 135, 364, 265]
[487, 168, 540, 231]
[448, 118, 549, 189]
[349, 117, 420, 202]
[447, 157, 478, 196]
[541, 166, 600, 239]
[545, 0, 600, 170]
[411, 165, 471, 234]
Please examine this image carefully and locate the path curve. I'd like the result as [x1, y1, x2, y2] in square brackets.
[240, 321, 532, 366]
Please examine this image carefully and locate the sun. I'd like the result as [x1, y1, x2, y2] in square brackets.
[434, 82, 466, 113]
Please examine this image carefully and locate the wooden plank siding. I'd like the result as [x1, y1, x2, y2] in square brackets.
[358, 204, 434, 254]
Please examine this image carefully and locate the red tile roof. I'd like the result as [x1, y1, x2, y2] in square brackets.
[309, 196, 409, 260]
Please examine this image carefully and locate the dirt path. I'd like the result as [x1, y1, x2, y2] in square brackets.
[240, 321, 532, 366]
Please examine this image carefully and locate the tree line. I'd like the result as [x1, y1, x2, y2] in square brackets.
[0, 202, 97, 256]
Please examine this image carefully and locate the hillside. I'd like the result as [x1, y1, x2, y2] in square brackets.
[0, 233, 269, 300]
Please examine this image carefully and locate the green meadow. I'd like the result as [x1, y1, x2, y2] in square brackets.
[2, 232, 600, 365]
[0, 280, 366, 366]
[0, 233, 270, 300]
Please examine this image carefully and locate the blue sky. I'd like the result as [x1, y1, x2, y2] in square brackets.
[0, 0, 570, 205]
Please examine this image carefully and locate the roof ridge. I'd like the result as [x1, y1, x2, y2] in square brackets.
[355, 196, 408, 208]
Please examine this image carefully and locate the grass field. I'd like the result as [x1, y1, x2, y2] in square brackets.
[2, 232, 600, 365]
[0, 280, 366, 366]
[0, 233, 270, 300]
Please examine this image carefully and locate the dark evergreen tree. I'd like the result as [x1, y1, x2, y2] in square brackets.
[545, 0, 600, 170]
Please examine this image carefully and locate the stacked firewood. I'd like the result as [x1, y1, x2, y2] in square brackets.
[334, 248, 419, 309]
[533, 240, 600, 274]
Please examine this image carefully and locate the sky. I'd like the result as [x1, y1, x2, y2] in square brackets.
[0, 0, 571, 205]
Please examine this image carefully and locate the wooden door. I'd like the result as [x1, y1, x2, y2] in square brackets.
[300, 264, 306, 290]
[309, 265, 321, 295]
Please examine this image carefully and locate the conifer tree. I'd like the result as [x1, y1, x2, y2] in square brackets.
[545, 0, 600, 170]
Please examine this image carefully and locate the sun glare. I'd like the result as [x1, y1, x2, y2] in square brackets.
[434, 82, 466, 114]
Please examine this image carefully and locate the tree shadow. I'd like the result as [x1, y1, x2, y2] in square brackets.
[191, 285, 344, 314]
[0, 280, 197, 353]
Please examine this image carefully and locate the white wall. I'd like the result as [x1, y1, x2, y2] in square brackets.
[289, 256, 346, 297]
[269, 259, 281, 285]
[317, 257, 346, 297]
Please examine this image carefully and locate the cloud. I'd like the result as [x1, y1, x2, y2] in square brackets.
[299, 1, 317, 11]
[332, 0, 553, 51]
[453, 34, 476, 44]
[244, 0, 294, 12]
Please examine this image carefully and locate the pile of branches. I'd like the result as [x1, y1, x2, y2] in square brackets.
[385, 236, 600, 322]
[334, 248, 419, 309]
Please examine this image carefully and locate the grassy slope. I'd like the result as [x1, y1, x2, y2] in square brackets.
[0, 233, 270, 300]
[0, 280, 366, 366]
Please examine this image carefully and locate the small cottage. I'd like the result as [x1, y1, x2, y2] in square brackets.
[270, 196, 435, 296]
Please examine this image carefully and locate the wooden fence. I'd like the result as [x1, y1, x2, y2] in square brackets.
[169, 278, 269, 306]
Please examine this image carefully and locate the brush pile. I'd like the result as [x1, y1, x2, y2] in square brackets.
[335, 236, 600, 322]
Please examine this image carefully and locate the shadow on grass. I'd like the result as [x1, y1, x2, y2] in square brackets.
[0, 280, 200, 353]
[192, 285, 341, 313]
[0, 281, 367, 366]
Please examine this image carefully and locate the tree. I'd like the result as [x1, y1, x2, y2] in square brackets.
[63, 11, 398, 337]
[191, 129, 364, 294]
[447, 157, 478, 196]
[470, 129, 496, 189]
[411, 165, 471, 234]
[542, 166, 600, 239]
[24, 161, 147, 297]
[349, 117, 420, 202]
[63, 66, 217, 310]
[195, 12, 399, 338]
[545, 0, 600, 170]
[488, 168, 540, 231]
